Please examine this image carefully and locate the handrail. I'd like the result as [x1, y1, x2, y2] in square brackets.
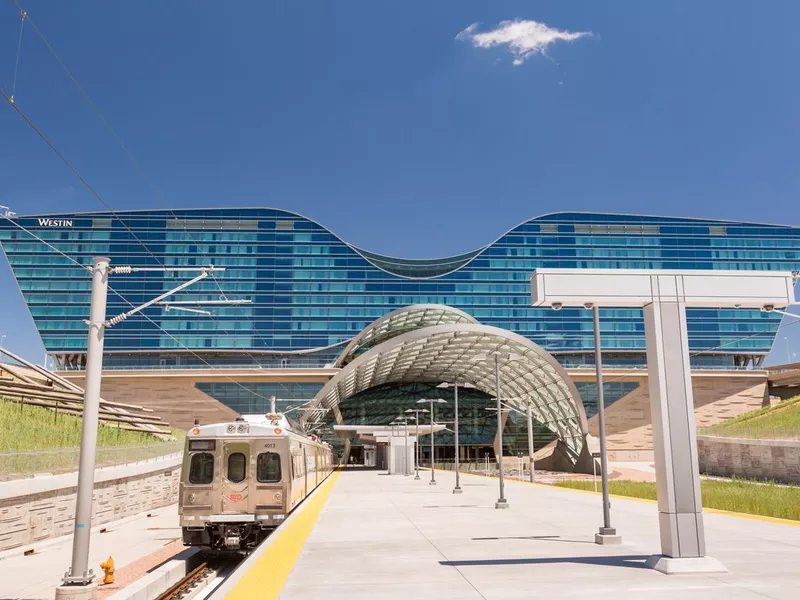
[0, 440, 183, 482]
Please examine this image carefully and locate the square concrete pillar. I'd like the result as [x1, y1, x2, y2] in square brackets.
[530, 268, 796, 574]
[643, 298, 705, 558]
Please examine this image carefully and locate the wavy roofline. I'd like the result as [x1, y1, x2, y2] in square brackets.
[5, 207, 800, 280]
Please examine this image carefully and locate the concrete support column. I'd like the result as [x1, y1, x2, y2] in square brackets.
[644, 299, 718, 569]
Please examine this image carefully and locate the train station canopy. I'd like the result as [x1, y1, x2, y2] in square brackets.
[308, 305, 589, 460]
[335, 304, 477, 367]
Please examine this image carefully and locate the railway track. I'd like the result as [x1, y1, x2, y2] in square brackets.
[154, 557, 240, 600]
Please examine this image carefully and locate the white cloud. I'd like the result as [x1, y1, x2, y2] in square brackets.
[456, 19, 592, 65]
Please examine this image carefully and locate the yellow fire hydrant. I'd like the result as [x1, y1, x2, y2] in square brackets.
[100, 556, 115, 584]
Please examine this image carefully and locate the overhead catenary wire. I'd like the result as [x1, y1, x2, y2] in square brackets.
[12, 0, 164, 204]
[3, 2, 795, 424]
[10, 7, 25, 102]
[0, 214, 287, 409]
[0, 89, 168, 271]
[3, 2, 285, 361]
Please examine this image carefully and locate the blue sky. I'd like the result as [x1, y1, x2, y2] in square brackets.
[1, 1, 799, 364]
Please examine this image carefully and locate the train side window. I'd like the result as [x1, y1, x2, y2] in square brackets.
[257, 452, 282, 483]
[189, 453, 214, 484]
[227, 452, 247, 483]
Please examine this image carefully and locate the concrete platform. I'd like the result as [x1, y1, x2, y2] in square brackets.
[272, 469, 800, 599]
[0, 505, 181, 600]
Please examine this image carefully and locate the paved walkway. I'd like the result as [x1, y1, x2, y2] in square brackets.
[0, 504, 181, 600]
[280, 469, 800, 599]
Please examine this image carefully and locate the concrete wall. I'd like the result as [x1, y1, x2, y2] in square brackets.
[59, 368, 337, 430]
[697, 436, 800, 484]
[0, 455, 180, 553]
[582, 372, 769, 461]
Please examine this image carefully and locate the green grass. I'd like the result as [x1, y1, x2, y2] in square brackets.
[700, 395, 800, 439]
[0, 399, 167, 452]
[554, 478, 800, 521]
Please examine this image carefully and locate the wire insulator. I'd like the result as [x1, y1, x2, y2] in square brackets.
[106, 313, 129, 327]
[112, 266, 132, 274]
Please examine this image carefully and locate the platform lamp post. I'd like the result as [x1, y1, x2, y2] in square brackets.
[417, 398, 446, 485]
[436, 381, 475, 494]
[526, 399, 537, 483]
[473, 352, 522, 509]
[584, 302, 618, 544]
[488, 395, 537, 484]
[403, 416, 411, 476]
[405, 408, 428, 480]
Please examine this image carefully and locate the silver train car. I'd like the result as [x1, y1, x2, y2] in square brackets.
[179, 412, 334, 552]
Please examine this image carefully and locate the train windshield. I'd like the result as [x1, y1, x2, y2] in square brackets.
[189, 452, 214, 484]
[227, 452, 247, 483]
[257, 452, 282, 483]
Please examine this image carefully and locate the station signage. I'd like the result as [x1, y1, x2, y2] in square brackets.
[38, 218, 74, 227]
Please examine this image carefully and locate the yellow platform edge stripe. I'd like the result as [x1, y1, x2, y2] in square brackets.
[454, 469, 800, 527]
[224, 469, 342, 600]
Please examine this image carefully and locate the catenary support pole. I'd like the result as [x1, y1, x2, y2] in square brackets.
[61, 257, 110, 590]
[495, 353, 508, 508]
[453, 382, 462, 493]
[593, 305, 619, 544]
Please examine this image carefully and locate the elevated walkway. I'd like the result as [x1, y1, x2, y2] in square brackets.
[767, 362, 800, 399]
[217, 468, 800, 599]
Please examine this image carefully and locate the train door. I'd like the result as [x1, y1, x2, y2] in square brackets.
[221, 440, 250, 513]
[302, 447, 308, 497]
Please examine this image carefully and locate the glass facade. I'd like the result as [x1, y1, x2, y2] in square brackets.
[1, 209, 799, 369]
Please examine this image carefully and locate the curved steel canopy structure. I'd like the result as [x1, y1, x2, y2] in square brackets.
[335, 304, 478, 368]
[312, 319, 589, 460]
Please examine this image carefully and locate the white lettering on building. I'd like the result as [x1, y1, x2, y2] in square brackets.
[38, 218, 73, 227]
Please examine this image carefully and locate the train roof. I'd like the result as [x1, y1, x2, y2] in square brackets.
[187, 414, 330, 448]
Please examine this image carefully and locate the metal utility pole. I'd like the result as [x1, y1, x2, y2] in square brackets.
[57, 261, 240, 595]
[62, 257, 109, 588]
[526, 401, 535, 484]
[494, 353, 509, 509]
[592, 305, 617, 542]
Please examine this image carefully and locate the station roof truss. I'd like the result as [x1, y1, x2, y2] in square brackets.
[335, 304, 478, 368]
[310, 321, 589, 460]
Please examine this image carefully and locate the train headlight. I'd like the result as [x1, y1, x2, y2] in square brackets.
[274, 428, 282, 435]
[273, 491, 282, 502]
[227, 424, 236, 433]
[237, 424, 248, 434]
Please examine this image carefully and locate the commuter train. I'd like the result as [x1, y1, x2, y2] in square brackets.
[178, 409, 334, 553]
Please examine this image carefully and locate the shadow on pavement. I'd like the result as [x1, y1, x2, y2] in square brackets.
[471, 535, 595, 545]
[440, 554, 650, 569]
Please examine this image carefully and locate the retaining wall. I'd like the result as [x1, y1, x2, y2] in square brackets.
[0, 454, 181, 553]
[697, 435, 800, 484]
